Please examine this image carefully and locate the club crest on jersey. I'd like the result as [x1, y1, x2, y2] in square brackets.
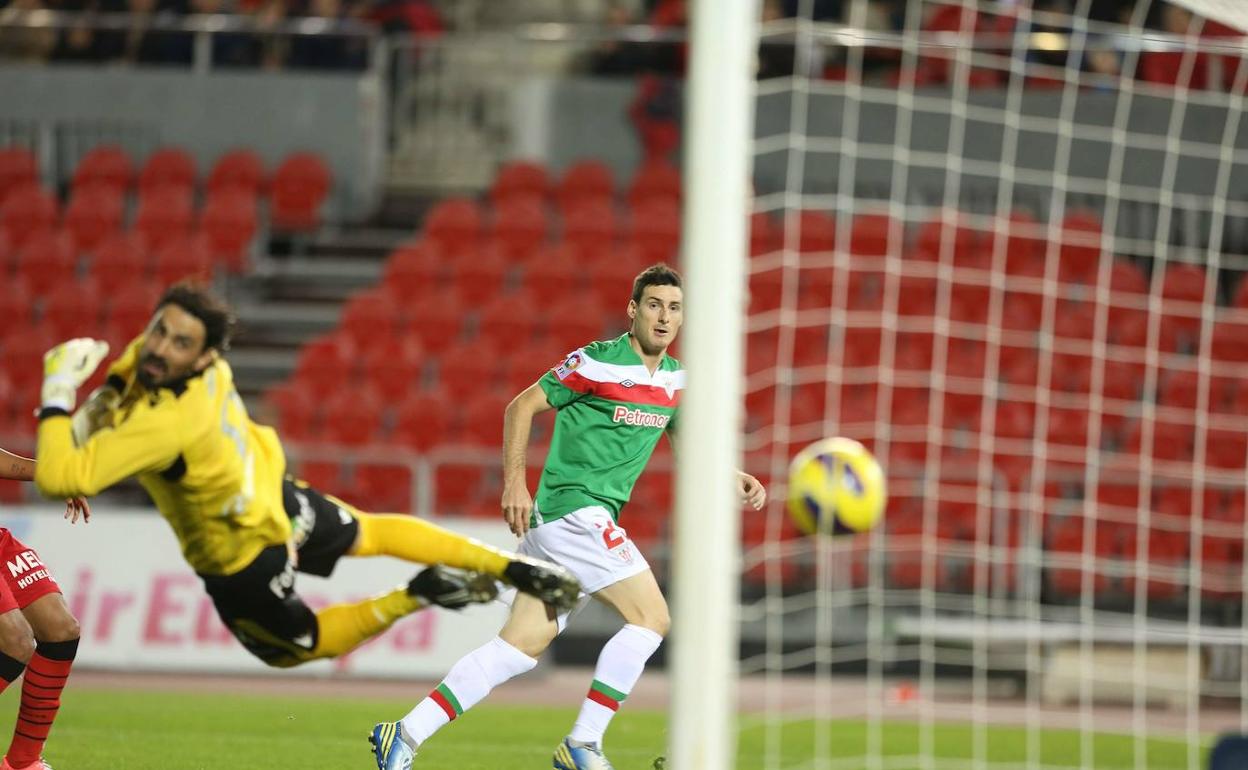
[555, 352, 583, 379]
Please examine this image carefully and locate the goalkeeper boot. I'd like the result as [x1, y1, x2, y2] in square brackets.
[503, 555, 581, 613]
[553, 737, 615, 770]
[407, 566, 498, 610]
[369, 721, 416, 770]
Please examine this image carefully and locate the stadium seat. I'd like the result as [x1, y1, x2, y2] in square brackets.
[292, 334, 355, 400]
[362, 335, 424, 401]
[998, 211, 1045, 275]
[296, 460, 351, 498]
[264, 381, 319, 441]
[198, 189, 258, 272]
[478, 290, 541, 346]
[1205, 428, 1248, 470]
[626, 160, 680, 209]
[383, 239, 446, 296]
[848, 212, 895, 256]
[518, 243, 582, 295]
[490, 197, 548, 261]
[460, 392, 510, 446]
[1211, 318, 1248, 363]
[433, 462, 485, 512]
[105, 281, 160, 334]
[2, 327, 56, 396]
[71, 145, 133, 194]
[1122, 418, 1195, 463]
[588, 259, 643, 310]
[748, 265, 784, 313]
[789, 210, 837, 253]
[0, 147, 38, 205]
[0, 184, 58, 250]
[1057, 210, 1102, 284]
[556, 160, 614, 212]
[270, 152, 331, 232]
[1158, 368, 1204, 410]
[352, 463, 413, 513]
[402, 287, 466, 353]
[207, 149, 267, 196]
[339, 288, 402, 353]
[86, 231, 150, 294]
[896, 273, 937, 318]
[16, 230, 77, 297]
[540, 294, 605, 353]
[389, 389, 450, 451]
[436, 341, 502, 395]
[1052, 300, 1096, 345]
[134, 185, 194, 250]
[0, 277, 34, 332]
[914, 212, 979, 262]
[1159, 262, 1208, 339]
[139, 147, 198, 196]
[563, 200, 619, 257]
[749, 211, 782, 257]
[1107, 258, 1149, 299]
[627, 199, 680, 263]
[490, 160, 550, 204]
[153, 234, 214, 286]
[424, 198, 483, 256]
[321, 387, 383, 446]
[62, 184, 125, 254]
[43, 278, 103, 340]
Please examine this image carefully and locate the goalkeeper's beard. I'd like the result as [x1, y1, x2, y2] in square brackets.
[136, 355, 169, 389]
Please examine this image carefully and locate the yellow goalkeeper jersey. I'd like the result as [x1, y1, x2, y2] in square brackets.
[36, 336, 291, 576]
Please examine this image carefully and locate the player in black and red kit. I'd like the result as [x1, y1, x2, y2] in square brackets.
[0, 447, 88, 770]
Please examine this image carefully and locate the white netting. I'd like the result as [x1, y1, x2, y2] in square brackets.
[742, 2, 1248, 768]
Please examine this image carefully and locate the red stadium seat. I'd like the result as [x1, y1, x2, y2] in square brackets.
[292, 334, 355, 400]
[339, 288, 402, 353]
[402, 288, 466, 354]
[436, 341, 502, 395]
[139, 147, 198, 196]
[627, 199, 680, 264]
[460, 392, 510, 446]
[1108, 259, 1149, 299]
[0, 147, 38, 205]
[72, 145, 133, 194]
[207, 149, 267, 196]
[383, 239, 446, 296]
[541, 294, 606, 352]
[390, 389, 450, 451]
[352, 463, 413, 513]
[1205, 428, 1248, 470]
[478, 291, 540, 346]
[914, 212, 979, 262]
[788, 210, 837, 253]
[43, 279, 103, 340]
[106, 282, 160, 334]
[423, 198, 483, 256]
[557, 160, 614, 211]
[451, 241, 512, 305]
[563, 200, 619, 258]
[322, 387, 383, 446]
[519, 243, 583, 296]
[265, 381, 319, 441]
[1160, 262, 1208, 339]
[588, 258, 643, 311]
[15, 231, 77, 295]
[270, 152, 331, 232]
[490, 197, 548, 261]
[87, 231, 150, 294]
[626, 161, 680, 208]
[849, 212, 895, 256]
[63, 184, 125, 254]
[296, 460, 351, 498]
[153, 234, 213, 286]
[0, 184, 58, 250]
[749, 211, 782, 257]
[997, 211, 1044, 275]
[0, 277, 34, 331]
[362, 335, 424, 402]
[1057, 210, 1102, 284]
[490, 160, 550, 204]
[134, 185, 194, 250]
[433, 462, 485, 512]
[198, 189, 258, 273]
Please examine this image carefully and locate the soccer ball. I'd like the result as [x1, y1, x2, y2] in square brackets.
[786, 437, 887, 536]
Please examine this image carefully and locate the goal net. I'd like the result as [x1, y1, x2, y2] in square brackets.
[740, 1, 1248, 768]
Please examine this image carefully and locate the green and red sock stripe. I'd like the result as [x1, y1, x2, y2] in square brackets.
[429, 683, 464, 721]
[586, 679, 627, 712]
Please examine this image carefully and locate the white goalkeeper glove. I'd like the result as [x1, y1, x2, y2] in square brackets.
[42, 338, 110, 413]
[71, 385, 121, 445]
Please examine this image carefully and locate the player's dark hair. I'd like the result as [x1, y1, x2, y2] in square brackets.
[156, 281, 237, 352]
[631, 263, 683, 304]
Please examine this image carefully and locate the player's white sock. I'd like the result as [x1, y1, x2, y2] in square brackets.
[401, 636, 537, 746]
[569, 623, 663, 745]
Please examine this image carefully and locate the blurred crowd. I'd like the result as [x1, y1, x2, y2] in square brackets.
[0, 0, 444, 69]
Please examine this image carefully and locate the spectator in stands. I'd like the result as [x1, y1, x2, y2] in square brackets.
[287, 0, 367, 70]
[587, 1, 657, 76]
[93, 0, 176, 64]
[365, 0, 443, 41]
[0, 0, 58, 62]
[244, 0, 291, 70]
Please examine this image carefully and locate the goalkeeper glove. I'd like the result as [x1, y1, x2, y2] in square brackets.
[42, 338, 110, 413]
[71, 385, 121, 446]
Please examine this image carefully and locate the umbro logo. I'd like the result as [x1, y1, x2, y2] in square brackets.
[620, 379, 635, 388]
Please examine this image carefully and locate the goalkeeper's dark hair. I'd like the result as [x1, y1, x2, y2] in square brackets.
[631, 263, 683, 304]
[156, 281, 237, 352]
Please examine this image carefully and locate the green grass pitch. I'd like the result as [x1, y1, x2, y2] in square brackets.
[0, 688, 1203, 769]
